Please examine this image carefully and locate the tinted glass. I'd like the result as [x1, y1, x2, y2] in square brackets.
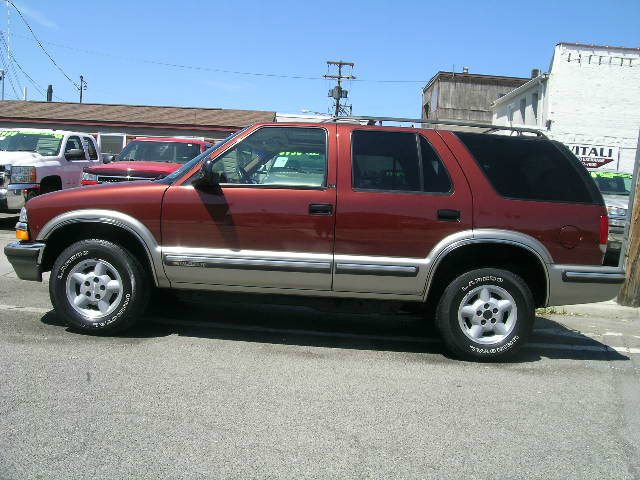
[591, 173, 632, 196]
[352, 130, 420, 191]
[211, 127, 327, 187]
[119, 140, 202, 164]
[420, 136, 452, 193]
[84, 137, 98, 160]
[0, 130, 63, 156]
[457, 133, 599, 203]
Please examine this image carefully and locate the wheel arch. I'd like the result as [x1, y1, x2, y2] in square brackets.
[39, 175, 62, 192]
[38, 209, 167, 287]
[424, 234, 550, 308]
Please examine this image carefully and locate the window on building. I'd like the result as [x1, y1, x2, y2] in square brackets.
[532, 93, 539, 121]
[519, 98, 526, 124]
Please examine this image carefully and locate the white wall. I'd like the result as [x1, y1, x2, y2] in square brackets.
[546, 44, 640, 172]
[492, 44, 640, 173]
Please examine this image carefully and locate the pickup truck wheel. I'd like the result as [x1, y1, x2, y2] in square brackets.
[436, 268, 534, 361]
[49, 239, 150, 334]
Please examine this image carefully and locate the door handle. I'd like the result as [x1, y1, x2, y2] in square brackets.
[437, 209, 460, 222]
[309, 203, 334, 215]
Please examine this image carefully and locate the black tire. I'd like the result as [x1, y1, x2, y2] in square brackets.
[49, 239, 150, 334]
[435, 268, 534, 361]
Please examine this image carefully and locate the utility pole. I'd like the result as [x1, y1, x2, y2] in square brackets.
[79, 75, 87, 103]
[618, 129, 640, 307]
[323, 60, 355, 117]
[0, 69, 4, 101]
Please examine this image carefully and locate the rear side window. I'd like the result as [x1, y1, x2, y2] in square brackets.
[352, 130, 451, 193]
[456, 133, 600, 204]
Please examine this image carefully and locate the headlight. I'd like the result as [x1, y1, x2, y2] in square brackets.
[18, 207, 28, 223]
[10, 166, 37, 184]
[82, 172, 98, 182]
[607, 206, 627, 217]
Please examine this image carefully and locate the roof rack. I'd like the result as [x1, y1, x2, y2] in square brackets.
[321, 116, 547, 138]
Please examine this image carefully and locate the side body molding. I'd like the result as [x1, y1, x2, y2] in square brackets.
[422, 229, 553, 303]
[37, 209, 168, 287]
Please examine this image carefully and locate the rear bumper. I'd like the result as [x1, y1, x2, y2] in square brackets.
[3, 241, 45, 281]
[547, 264, 625, 306]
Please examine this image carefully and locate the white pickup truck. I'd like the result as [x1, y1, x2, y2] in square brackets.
[0, 128, 102, 211]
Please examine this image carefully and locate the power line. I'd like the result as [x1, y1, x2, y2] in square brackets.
[5, 1, 79, 89]
[0, 50, 18, 98]
[0, 30, 46, 98]
[324, 60, 355, 116]
[2, 30, 428, 85]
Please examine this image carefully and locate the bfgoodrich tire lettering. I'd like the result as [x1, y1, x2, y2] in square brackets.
[436, 268, 534, 360]
[50, 239, 149, 333]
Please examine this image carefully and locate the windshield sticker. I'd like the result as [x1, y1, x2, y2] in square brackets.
[0, 130, 63, 139]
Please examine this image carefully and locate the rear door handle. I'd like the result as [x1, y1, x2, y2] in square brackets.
[309, 203, 334, 215]
[437, 209, 460, 222]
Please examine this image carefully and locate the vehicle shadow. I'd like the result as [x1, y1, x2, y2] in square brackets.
[40, 295, 630, 363]
[0, 214, 18, 231]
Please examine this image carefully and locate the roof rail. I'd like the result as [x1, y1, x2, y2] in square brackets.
[321, 116, 547, 138]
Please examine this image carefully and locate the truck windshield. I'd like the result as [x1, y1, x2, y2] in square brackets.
[118, 140, 202, 164]
[0, 130, 63, 156]
[158, 128, 249, 184]
[591, 173, 632, 196]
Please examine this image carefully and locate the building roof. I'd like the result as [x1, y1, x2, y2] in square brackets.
[492, 74, 549, 107]
[0, 100, 276, 132]
[422, 71, 530, 93]
[557, 42, 640, 52]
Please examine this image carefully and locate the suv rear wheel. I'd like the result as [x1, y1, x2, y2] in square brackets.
[436, 268, 534, 360]
[49, 239, 150, 333]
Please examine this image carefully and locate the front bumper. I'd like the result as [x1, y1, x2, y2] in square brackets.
[6, 184, 38, 210]
[547, 264, 626, 306]
[4, 241, 45, 281]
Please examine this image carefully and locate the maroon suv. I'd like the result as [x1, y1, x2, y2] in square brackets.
[82, 137, 212, 185]
[4, 119, 626, 360]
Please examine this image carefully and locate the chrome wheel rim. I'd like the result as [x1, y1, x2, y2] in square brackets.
[457, 285, 517, 345]
[65, 258, 124, 320]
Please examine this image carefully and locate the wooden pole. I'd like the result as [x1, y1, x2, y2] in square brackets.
[618, 131, 640, 307]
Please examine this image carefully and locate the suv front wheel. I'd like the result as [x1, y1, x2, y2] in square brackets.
[50, 239, 150, 333]
[436, 268, 534, 360]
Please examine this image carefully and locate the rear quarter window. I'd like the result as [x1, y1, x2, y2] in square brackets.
[456, 132, 601, 204]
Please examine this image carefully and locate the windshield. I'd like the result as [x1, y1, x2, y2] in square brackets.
[118, 140, 202, 164]
[0, 130, 63, 156]
[591, 172, 632, 196]
[158, 128, 249, 184]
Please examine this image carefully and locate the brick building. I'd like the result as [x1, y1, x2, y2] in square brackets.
[492, 42, 640, 173]
[0, 100, 275, 154]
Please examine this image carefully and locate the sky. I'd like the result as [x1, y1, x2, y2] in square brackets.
[0, 0, 639, 118]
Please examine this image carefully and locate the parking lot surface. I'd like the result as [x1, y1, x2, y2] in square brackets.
[1, 213, 639, 479]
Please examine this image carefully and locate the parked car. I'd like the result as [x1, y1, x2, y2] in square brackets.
[81, 137, 212, 185]
[0, 128, 101, 211]
[590, 171, 632, 260]
[4, 120, 625, 360]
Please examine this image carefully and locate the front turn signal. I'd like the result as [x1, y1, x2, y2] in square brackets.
[16, 229, 30, 241]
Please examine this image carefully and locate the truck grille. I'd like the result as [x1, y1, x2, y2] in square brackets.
[97, 175, 151, 183]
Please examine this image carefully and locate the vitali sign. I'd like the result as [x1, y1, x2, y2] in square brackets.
[568, 144, 619, 169]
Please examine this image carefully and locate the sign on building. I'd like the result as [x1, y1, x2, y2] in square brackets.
[567, 144, 620, 170]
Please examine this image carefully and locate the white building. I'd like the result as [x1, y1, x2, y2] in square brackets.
[492, 42, 640, 173]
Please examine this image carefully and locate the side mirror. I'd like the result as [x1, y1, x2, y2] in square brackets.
[194, 158, 223, 189]
[65, 148, 85, 160]
[100, 153, 116, 164]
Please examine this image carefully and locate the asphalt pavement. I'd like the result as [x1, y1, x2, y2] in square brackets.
[1, 212, 639, 479]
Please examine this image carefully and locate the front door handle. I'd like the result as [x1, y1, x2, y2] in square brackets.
[309, 203, 334, 215]
[437, 209, 460, 222]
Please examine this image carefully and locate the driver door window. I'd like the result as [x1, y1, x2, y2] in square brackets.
[64, 136, 86, 160]
[210, 127, 327, 188]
